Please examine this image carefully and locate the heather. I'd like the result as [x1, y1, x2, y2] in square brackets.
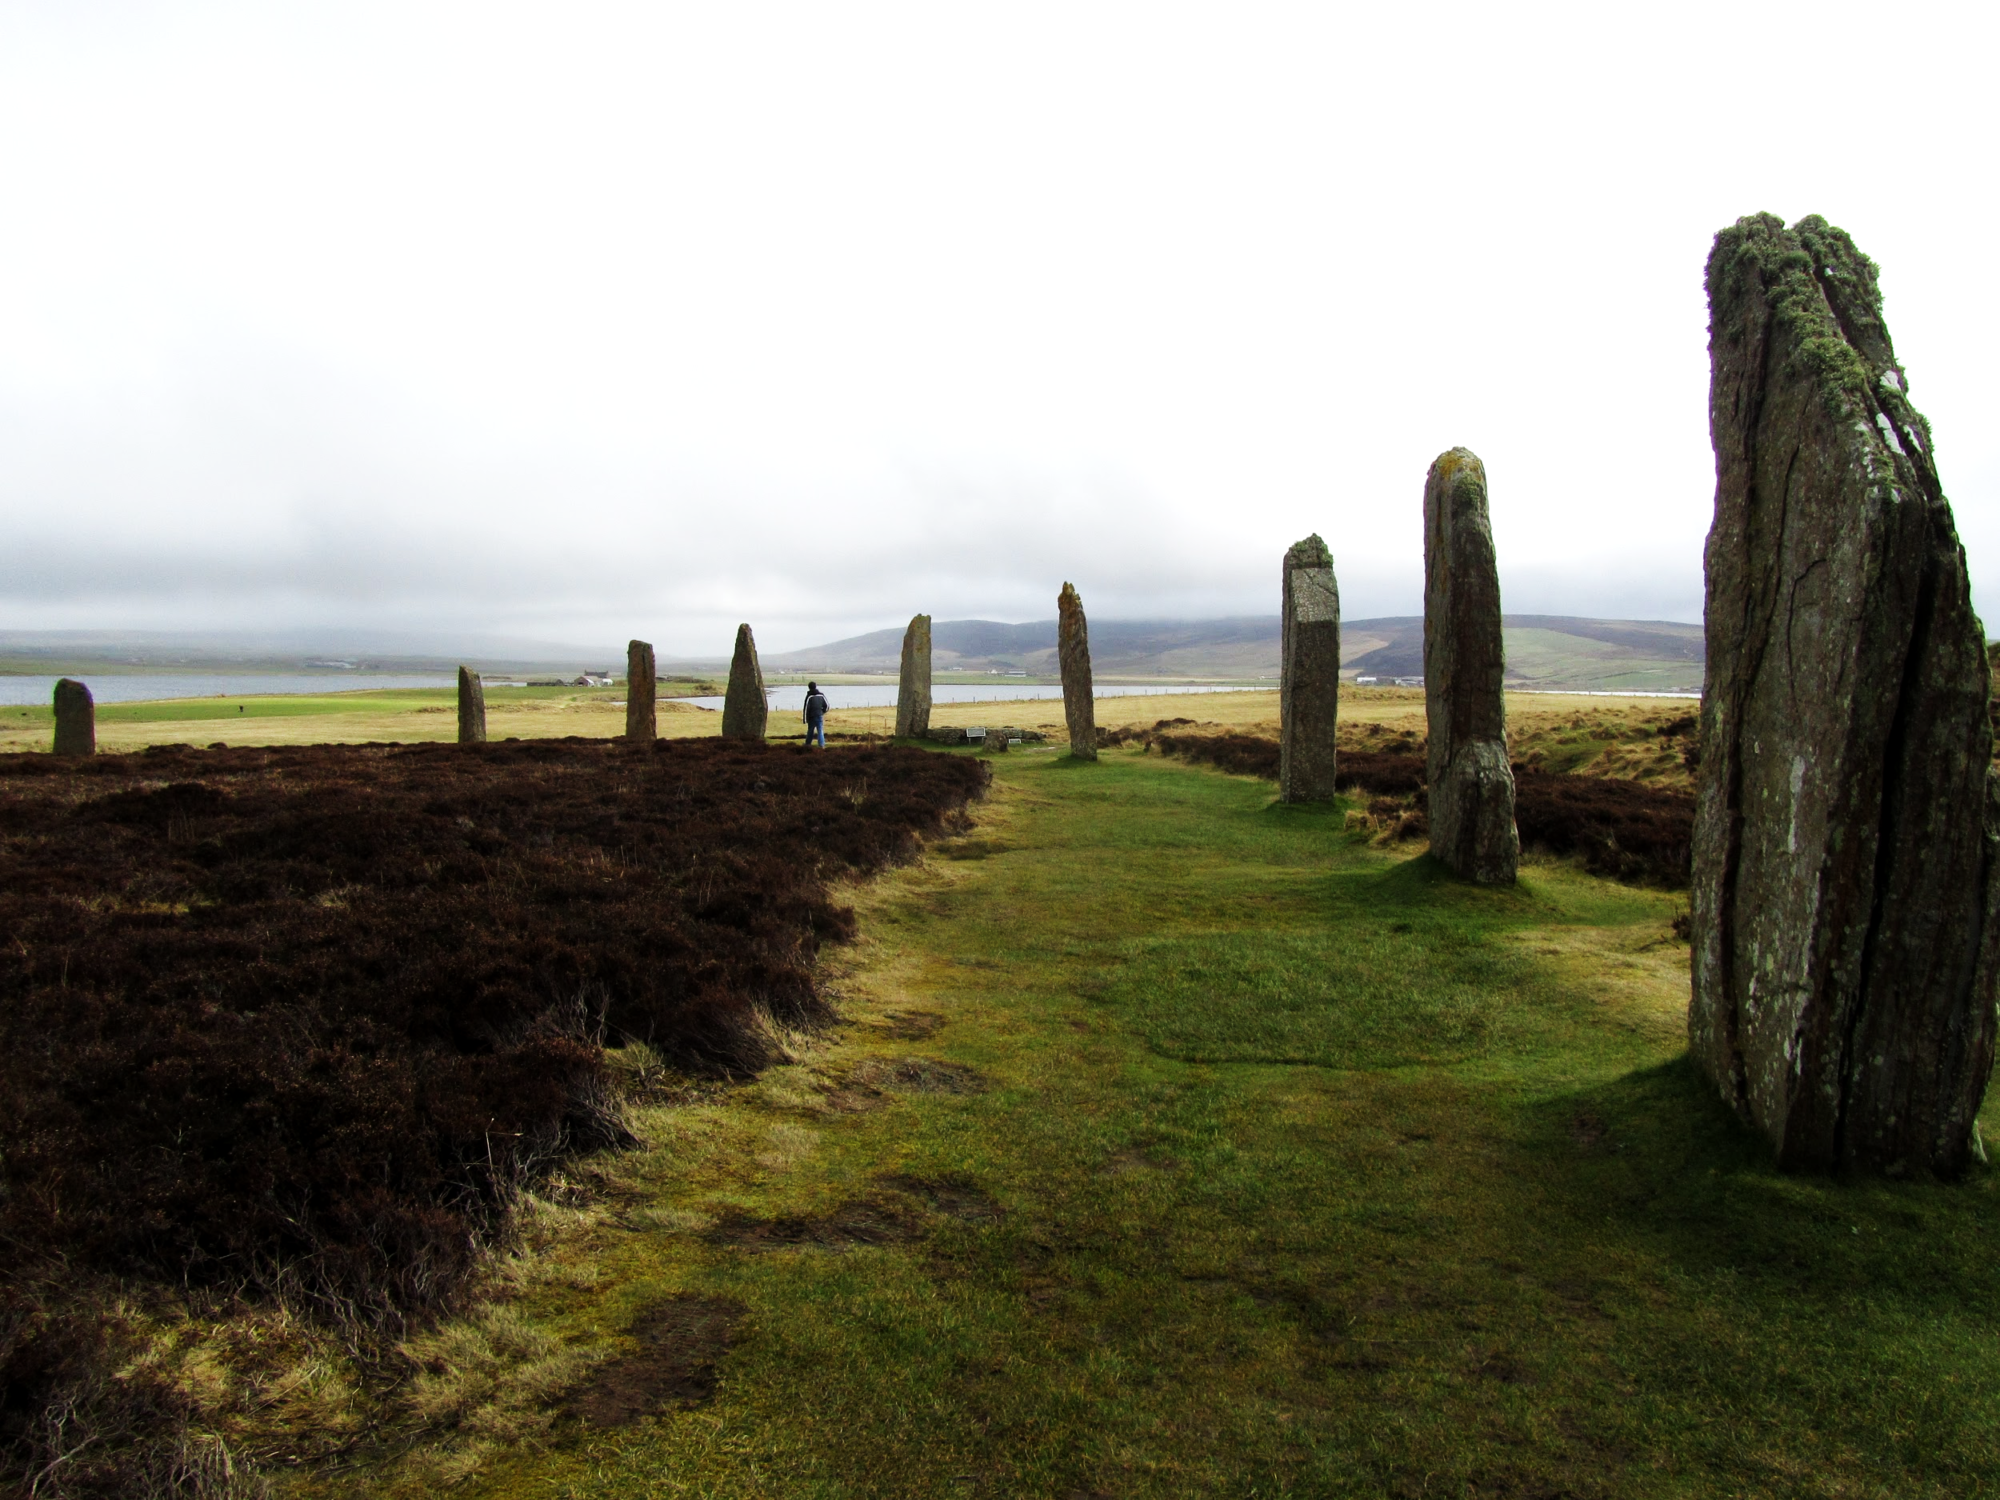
[0, 737, 985, 1493]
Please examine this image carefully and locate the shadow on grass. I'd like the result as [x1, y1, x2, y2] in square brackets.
[1531, 1055, 1998, 1283]
[1042, 752, 1107, 771]
[1490, 1054, 2000, 1481]
[1330, 849, 1552, 927]
[1232, 1054, 2000, 1489]
[1256, 794, 1353, 825]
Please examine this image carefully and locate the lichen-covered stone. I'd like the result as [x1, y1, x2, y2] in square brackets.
[721, 624, 768, 740]
[625, 641, 656, 742]
[457, 665, 487, 745]
[52, 678, 94, 757]
[1690, 213, 1998, 1177]
[896, 614, 933, 738]
[1423, 449, 1518, 883]
[1280, 534, 1340, 801]
[1057, 583, 1097, 761]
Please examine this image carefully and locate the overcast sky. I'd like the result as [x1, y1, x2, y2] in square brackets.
[2, 2, 1995, 656]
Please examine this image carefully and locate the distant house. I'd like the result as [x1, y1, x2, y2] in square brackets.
[1355, 675, 1379, 685]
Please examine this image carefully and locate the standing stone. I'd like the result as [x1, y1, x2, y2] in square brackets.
[52, 678, 94, 757]
[1057, 582, 1097, 761]
[1423, 448, 1518, 883]
[1690, 213, 1998, 1177]
[625, 640, 657, 742]
[1279, 534, 1341, 801]
[457, 665, 487, 744]
[895, 614, 933, 738]
[721, 624, 768, 740]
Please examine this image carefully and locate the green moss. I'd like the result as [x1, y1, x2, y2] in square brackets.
[1708, 212, 1874, 410]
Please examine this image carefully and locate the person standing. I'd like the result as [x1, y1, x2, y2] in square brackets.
[803, 681, 830, 748]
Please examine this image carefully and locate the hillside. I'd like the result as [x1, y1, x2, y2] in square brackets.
[0, 628, 614, 677]
[772, 614, 1706, 693]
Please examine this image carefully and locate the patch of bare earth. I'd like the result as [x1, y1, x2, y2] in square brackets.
[569, 1297, 744, 1428]
[873, 1010, 947, 1040]
[704, 1174, 1002, 1251]
[847, 1056, 989, 1095]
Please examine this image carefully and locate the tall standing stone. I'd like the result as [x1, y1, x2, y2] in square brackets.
[52, 678, 94, 757]
[625, 640, 657, 742]
[457, 665, 487, 744]
[721, 624, 768, 740]
[1423, 448, 1518, 883]
[895, 614, 933, 739]
[1690, 213, 1998, 1177]
[1279, 534, 1341, 801]
[1057, 582, 1096, 761]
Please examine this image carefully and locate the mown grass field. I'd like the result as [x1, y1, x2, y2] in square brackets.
[276, 739, 1998, 1500]
[0, 685, 719, 753]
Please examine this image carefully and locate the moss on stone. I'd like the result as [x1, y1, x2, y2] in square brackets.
[1707, 212, 1873, 412]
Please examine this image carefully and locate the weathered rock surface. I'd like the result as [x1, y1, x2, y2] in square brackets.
[625, 641, 657, 742]
[1279, 534, 1341, 801]
[1690, 213, 1998, 1177]
[896, 614, 933, 738]
[457, 665, 487, 745]
[721, 625, 768, 740]
[52, 678, 94, 757]
[1057, 583, 1097, 760]
[1423, 448, 1518, 883]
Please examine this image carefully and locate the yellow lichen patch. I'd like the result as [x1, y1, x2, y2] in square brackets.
[1498, 895, 1690, 1048]
[755, 1122, 823, 1171]
[398, 1305, 597, 1485]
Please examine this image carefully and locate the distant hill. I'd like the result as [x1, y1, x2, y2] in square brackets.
[773, 615, 1705, 693]
[767, 617, 1282, 680]
[0, 629, 615, 677]
[1342, 616, 1704, 693]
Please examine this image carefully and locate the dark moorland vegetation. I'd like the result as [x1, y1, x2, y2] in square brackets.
[1106, 721, 1695, 884]
[0, 738, 985, 1492]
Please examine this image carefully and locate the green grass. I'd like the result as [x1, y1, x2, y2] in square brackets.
[0, 683, 736, 728]
[298, 746, 2000, 1500]
[95, 685, 621, 721]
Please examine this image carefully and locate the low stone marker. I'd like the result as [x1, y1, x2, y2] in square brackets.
[721, 624, 768, 740]
[52, 678, 94, 757]
[924, 726, 1045, 747]
[895, 614, 933, 738]
[1422, 448, 1518, 883]
[457, 665, 487, 744]
[1058, 582, 1097, 761]
[1690, 213, 1999, 1176]
[625, 640, 656, 742]
[1279, 533, 1341, 802]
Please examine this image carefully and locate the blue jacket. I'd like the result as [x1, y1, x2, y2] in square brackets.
[804, 689, 829, 725]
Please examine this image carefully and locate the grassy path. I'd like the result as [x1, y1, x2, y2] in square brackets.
[317, 745, 2000, 1499]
